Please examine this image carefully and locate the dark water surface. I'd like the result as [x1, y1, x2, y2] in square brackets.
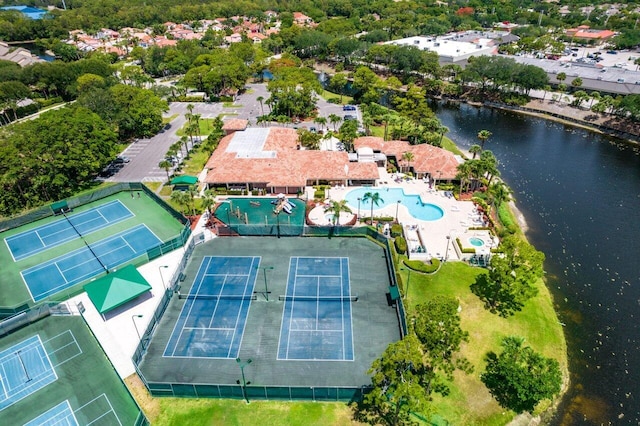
[434, 102, 640, 425]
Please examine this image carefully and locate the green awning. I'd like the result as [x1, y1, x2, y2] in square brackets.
[170, 175, 198, 185]
[389, 285, 400, 301]
[84, 265, 152, 314]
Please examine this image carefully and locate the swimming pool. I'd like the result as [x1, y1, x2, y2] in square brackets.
[344, 188, 444, 221]
[469, 237, 485, 247]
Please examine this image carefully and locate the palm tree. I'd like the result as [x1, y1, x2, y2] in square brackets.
[382, 113, 393, 141]
[170, 190, 191, 215]
[362, 191, 384, 225]
[200, 189, 216, 215]
[477, 129, 492, 150]
[324, 200, 352, 226]
[314, 116, 327, 131]
[469, 144, 482, 159]
[328, 114, 341, 131]
[401, 151, 414, 173]
[158, 159, 172, 181]
[456, 161, 473, 197]
[257, 96, 265, 115]
[487, 181, 511, 215]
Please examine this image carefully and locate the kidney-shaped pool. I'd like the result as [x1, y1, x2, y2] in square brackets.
[344, 188, 444, 221]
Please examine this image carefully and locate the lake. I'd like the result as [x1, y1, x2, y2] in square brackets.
[434, 102, 640, 424]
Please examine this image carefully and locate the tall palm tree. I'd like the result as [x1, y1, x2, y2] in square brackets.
[469, 144, 482, 159]
[328, 114, 341, 131]
[257, 96, 265, 115]
[401, 151, 414, 173]
[201, 189, 216, 215]
[170, 190, 191, 215]
[487, 181, 511, 215]
[456, 161, 473, 197]
[158, 160, 172, 181]
[477, 129, 492, 150]
[362, 191, 384, 225]
[324, 200, 352, 226]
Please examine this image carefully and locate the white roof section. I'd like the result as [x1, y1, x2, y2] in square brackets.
[225, 127, 276, 159]
[385, 35, 495, 62]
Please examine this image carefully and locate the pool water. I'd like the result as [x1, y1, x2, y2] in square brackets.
[344, 188, 444, 221]
[469, 237, 485, 247]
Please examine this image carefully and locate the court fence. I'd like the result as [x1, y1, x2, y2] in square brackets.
[0, 183, 190, 316]
[0, 182, 190, 232]
[133, 228, 409, 401]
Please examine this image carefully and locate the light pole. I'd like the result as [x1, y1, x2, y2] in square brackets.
[400, 267, 411, 300]
[131, 314, 143, 341]
[357, 197, 361, 219]
[236, 357, 252, 403]
[158, 265, 169, 290]
[261, 266, 273, 301]
[395, 200, 401, 223]
[445, 235, 451, 262]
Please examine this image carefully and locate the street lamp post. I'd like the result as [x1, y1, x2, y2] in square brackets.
[445, 235, 451, 262]
[357, 197, 361, 219]
[158, 265, 169, 290]
[400, 268, 412, 300]
[131, 314, 143, 342]
[395, 200, 401, 223]
[261, 266, 274, 301]
[236, 358, 252, 403]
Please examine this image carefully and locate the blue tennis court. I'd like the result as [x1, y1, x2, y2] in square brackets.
[0, 335, 57, 412]
[4, 200, 133, 262]
[24, 400, 78, 426]
[21, 224, 162, 302]
[164, 256, 261, 359]
[277, 257, 354, 361]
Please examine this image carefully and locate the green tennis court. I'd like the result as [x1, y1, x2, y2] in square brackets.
[0, 315, 144, 425]
[0, 189, 185, 309]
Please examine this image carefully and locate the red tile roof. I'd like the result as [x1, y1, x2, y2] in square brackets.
[221, 119, 248, 132]
[354, 137, 460, 179]
[204, 128, 379, 187]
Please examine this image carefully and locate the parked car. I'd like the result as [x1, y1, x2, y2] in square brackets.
[113, 156, 130, 164]
[342, 105, 356, 111]
[606, 50, 618, 54]
[344, 114, 356, 121]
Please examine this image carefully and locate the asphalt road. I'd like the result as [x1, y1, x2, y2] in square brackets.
[104, 83, 360, 183]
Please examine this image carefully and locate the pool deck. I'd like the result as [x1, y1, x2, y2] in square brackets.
[316, 167, 488, 261]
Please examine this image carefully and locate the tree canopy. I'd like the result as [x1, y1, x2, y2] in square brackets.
[481, 336, 562, 413]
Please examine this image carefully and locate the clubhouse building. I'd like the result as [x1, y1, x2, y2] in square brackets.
[203, 125, 461, 194]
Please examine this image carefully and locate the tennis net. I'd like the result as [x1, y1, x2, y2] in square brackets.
[278, 295, 358, 302]
[178, 293, 257, 301]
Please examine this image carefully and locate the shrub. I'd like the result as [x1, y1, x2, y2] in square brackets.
[404, 258, 440, 273]
[390, 223, 403, 237]
[326, 97, 341, 104]
[394, 236, 407, 254]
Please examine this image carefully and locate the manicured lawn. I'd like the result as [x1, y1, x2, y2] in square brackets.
[181, 148, 211, 176]
[319, 89, 353, 105]
[154, 399, 360, 426]
[162, 114, 178, 124]
[176, 118, 217, 137]
[223, 102, 243, 108]
[399, 261, 567, 425]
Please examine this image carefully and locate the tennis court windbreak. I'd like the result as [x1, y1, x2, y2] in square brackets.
[83, 265, 152, 314]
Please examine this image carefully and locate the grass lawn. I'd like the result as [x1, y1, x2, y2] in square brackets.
[126, 375, 361, 426]
[319, 89, 353, 105]
[181, 148, 211, 175]
[176, 118, 217, 137]
[143, 182, 162, 193]
[223, 102, 243, 108]
[399, 261, 567, 425]
[162, 114, 178, 124]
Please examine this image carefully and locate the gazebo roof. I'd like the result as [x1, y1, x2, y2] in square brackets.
[83, 265, 152, 314]
[170, 175, 198, 185]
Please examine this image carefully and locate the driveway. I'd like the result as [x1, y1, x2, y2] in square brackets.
[105, 82, 354, 183]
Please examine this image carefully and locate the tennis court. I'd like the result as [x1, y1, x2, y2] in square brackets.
[24, 400, 78, 426]
[5, 200, 133, 262]
[138, 236, 402, 395]
[0, 335, 57, 411]
[277, 257, 354, 361]
[164, 256, 261, 358]
[21, 224, 162, 302]
[0, 316, 144, 425]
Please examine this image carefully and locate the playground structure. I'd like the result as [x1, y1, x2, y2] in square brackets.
[272, 194, 295, 215]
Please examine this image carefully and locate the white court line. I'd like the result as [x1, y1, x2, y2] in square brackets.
[0, 363, 8, 400]
[44, 330, 83, 369]
[163, 257, 212, 357]
[78, 393, 123, 426]
[182, 326, 235, 331]
[224, 256, 260, 358]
